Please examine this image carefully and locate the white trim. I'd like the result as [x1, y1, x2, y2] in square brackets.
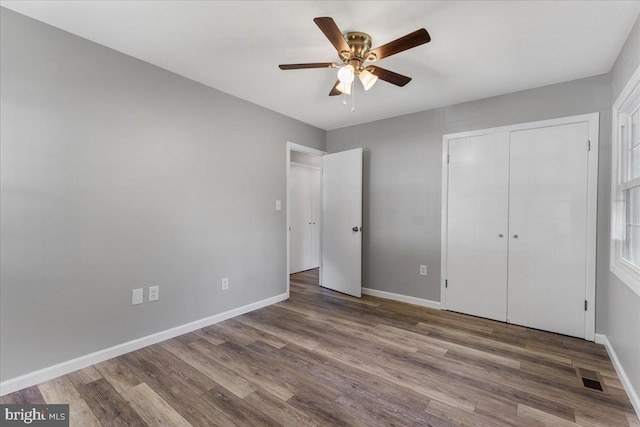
[442, 113, 600, 140]
[362, 287, 441, 310]
[610, 63, 640, 298]
[596, 334, 640, 418]
[611, 263, 640, 296]
[286, 141, 326, 296]
[290, 161, 321, 170]
[288, 142, 326, 157]
[584, 114, 599, 341]
[440, 138, 449, 309]
[621, 176, 640, 191]
[0, 292, 288, 397]
[441, 113, 599, 341]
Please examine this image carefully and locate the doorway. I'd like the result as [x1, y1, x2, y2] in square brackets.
[286, 142, 326, 295]
[286, 142, 364, 298]
[289, 152, 322, 274]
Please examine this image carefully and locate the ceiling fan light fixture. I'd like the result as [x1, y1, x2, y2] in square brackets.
[337, 64, 355, 84]
[359, 68, 378, 91]
[279, 17, 431, 103]
[336, 82, 352, 94]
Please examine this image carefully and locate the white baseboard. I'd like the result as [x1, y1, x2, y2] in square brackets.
[594, 333, 606, 345]
[0, 292, 288, 397]
[362, 287, 441, 310]
[595, 333, 640, 417]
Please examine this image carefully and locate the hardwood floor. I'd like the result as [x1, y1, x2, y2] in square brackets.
[2, 268, 638, 426]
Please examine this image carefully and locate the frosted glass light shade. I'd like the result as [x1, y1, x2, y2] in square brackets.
[336, 82, 352, 94]
[337, 65, 355, 84]
[359, 69, 378, 91]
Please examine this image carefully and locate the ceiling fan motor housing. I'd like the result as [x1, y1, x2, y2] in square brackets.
[341, 32, 377, 72]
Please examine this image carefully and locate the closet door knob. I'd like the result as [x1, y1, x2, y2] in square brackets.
[498, 234, 504, 238]
[513, 234, 519, 239]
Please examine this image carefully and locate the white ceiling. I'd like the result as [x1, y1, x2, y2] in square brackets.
[2, 1, 640, 130]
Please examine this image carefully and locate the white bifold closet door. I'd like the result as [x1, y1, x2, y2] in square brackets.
[446, 132, 510, 322]
[445, 120, 592, 338]
[507, 123, 589, 338]
[289, 164, 321, 273]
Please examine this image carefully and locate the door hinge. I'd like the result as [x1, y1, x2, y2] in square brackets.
[445, 279, 448, 288]
[584, 300, 588, 311]
[587, 140, 591, 151]
[447, 154, 450, 164]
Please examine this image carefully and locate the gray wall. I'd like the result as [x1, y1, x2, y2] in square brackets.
[611, 14, 640, 104]
[0, 8, 325, 381]
[607, 14, 640, 409]
[327, 74, 611, 330]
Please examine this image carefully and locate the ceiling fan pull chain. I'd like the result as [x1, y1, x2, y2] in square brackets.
[351, 81, 356, 112]
[342, 91, 347, 105]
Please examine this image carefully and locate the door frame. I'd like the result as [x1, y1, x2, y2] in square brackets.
[286, 142, 327, 297]
[440, 112, 599, 340]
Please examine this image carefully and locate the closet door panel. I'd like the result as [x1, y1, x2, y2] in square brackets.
[446, 133, 510, 321]
[290, 165, 313, 273]
[310, 168, 321, 268]
[507, 123, 589, 338]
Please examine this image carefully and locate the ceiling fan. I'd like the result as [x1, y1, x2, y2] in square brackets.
[279, 17, 431, 96]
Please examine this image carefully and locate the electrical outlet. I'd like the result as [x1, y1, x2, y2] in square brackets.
[149, 286, 159, 302]
[420, 265, 427, 276]
[132, 288, 143, 305]
[221, 277, 229, 291]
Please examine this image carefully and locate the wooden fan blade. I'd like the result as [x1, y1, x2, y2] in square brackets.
[329, 80, 342, 96]
[279, 62, 338, 70]
[314, 17, 350, 55]
[368, 66, 412, 87]
[368, 28, 430, 61]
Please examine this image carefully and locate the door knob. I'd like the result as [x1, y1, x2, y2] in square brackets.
[513, 234, 519, 238]
[352, 227, 360, 232]
[498, 234, 504, 238]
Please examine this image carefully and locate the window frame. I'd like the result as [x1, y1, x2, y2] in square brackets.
[611, 64, 640, 297]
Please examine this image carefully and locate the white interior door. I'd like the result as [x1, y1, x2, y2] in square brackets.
[446, 133, 510, 321]
[321, 148, 363, 297]
[507, 123, 589, 338]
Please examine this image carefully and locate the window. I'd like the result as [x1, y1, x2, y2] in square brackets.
[611, 65, 640, 296]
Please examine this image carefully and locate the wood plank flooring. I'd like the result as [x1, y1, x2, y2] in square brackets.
[2, 268, 638, 426]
